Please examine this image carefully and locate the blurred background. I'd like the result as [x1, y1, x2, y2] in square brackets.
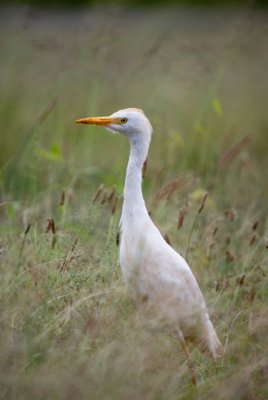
[1, 0, 268, 206]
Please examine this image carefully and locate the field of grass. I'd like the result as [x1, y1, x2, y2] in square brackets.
[1, 5, 268, 399]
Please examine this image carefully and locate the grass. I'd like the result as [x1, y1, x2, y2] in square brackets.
[0, 4, 268, 399]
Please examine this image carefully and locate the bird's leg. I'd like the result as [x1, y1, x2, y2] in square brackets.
[176, 330, 198, 386]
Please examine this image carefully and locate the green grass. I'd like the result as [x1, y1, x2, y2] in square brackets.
[0, 5, 268, 399]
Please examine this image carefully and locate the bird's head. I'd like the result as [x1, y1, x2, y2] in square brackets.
[75, 108, 152, 142]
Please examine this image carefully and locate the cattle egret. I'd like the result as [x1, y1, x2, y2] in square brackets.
[75, 108, 223, 382]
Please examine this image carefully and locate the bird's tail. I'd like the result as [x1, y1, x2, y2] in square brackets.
[199, 319, 224, 359]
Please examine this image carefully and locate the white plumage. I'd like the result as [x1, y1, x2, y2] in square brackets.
[76, 108, 223, 362]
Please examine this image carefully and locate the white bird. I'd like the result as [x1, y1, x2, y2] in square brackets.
[75, 108, 223, 381]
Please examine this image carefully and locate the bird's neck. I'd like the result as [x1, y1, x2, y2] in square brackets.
[122, 136, 149, 220]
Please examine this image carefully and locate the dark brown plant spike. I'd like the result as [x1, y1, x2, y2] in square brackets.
[177, 208, 184, 229]
[164, 233, 171, 245]
[46, 218, 56, 234]
[177, 205, 188, 229]
[50, 218, 56, 234]
[198, 192, 208, 214]
[108, 186, 116, 202]
[116, 232, 120, 246]
[93, 184, 104, 203]
[100, 191, 108, 205]
[252, 220, 259, 231]
[25, 224, 31, 235]
[45, 218, 56, 249]
[45, 219, 52, 233]
[237, 273, 246, 287]
[142, 158, 147, 179]
[17, 224, 32, 273]
[60, 190, 65, 206]
[111, 195, 118, 215]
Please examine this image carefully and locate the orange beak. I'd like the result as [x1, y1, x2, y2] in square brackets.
[75, 116, 118, 126]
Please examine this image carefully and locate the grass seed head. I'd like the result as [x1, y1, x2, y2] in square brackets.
[93, 184, 105, 203]
[163, 233, 171, 245]
[142, 158, 148, 179]
[60, 190, 65, 206]
[224, 209, 235, 221]
[45, 218, 56, 234]
[198, 191, 208, 214]
[252, 220, 259, 231]
[249, 234, 257, 246]
[177, 204, 188, 229]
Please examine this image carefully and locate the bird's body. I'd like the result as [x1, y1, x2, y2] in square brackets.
[76, 108, 223, 360]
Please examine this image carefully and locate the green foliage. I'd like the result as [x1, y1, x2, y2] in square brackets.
[0, 5, 267, 400]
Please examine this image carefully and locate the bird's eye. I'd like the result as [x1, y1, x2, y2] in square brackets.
[121, 118, 128, 124]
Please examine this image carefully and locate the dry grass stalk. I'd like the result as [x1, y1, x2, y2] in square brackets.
[108, 186, 116, 202]
[111, 195, 118, 215]
[45, 218, 56, 249]
[219, 134, 252, 170]
[198, 192, 208, 214]
[185, 192, 209, 258]
[116, 231, 120, 246]
[142, 158, 147, 179]
[237, 273, 246, 287]
[17, 224, 31, 273]
[46, 218, 56, 234]
[177, 204, 188, 229]
[100, 191, 109, 205]
[252, 220, 259, 231]
[93, 184, 105, 203]
[60, 190, 65, 206]
[156, 176, 192, 201]
[24, 224, 31, 235]
[163, 233, 171, 245]
[249, 234, 257, 246]
[60, 238, 78, 272]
